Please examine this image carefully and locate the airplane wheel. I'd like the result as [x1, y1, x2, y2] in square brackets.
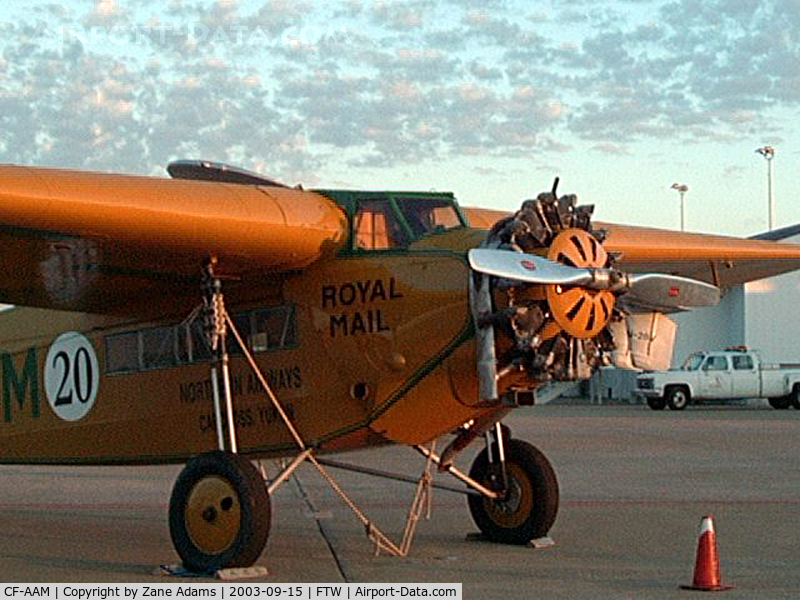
[647, 397, 666, 410]
[169, 450, 270, 573]
[467, 439, 558, 544]
[666, 386, 689, 410]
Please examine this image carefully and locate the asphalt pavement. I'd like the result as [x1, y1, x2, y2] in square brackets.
[1, 404, 798, 599]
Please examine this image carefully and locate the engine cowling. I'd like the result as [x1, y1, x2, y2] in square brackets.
[476, 189, 613, 388]
[469, 184, 719, 401]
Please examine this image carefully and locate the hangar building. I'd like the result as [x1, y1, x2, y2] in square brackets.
[590, 225, 800, 402]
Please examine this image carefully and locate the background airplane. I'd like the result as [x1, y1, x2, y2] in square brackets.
[1, 160, 800, 573]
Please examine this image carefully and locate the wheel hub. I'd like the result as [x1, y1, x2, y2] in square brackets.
[185, 475, 241, 555]
[483, 464, 534, 528]
[493, 480, 523, 515]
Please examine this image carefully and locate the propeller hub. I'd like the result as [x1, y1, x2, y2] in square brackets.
[545, 228, 615, 339]
[546, 227, 607, 269]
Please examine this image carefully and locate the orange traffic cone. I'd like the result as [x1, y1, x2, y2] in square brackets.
[681, 515, 733, 592]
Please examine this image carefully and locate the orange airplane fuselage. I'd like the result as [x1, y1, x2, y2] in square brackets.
[0, 226, 492, 464]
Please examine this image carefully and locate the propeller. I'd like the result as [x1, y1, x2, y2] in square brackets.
[469, 248, 718, 305]
[469, 228, 719, 339]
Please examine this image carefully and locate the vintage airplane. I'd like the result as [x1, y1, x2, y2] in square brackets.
[1, 160, 800, 574]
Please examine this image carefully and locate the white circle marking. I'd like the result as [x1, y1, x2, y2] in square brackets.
[44, 331, 99, 421]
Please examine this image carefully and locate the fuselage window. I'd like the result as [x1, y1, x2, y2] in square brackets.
[251, 305, 296, 352]
[105, 331, 139, 373]
[104, 304, 297, 374]
[228, 313, 251, 355]
[187, 321, 212, 362]
[141, 326, 177, 370]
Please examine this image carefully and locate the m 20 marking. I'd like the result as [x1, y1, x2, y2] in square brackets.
[44, 332, 99, 421]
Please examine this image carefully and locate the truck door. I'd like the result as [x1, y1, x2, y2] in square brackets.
[730, 354, 759, 398]
[698, 355, 733, 398]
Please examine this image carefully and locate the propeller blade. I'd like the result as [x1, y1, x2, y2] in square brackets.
[468, 248, 720, 309]
[626, 273, 720, 309]
[468, 248, 592, 286]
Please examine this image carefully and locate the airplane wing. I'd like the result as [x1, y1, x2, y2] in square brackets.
[2, 167, 798, 318]
[0, 165, 347, 317]
[599, 223, 800, 286]
[464, 207, 800, 287]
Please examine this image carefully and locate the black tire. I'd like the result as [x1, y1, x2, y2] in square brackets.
[467, 439, 559, 544]
[169, 450, 271, 573]
[769, 395, 792, 410]
[647, 396, 666, 410]
[666, 386, 690, 410]
[791, 386, 800, 410]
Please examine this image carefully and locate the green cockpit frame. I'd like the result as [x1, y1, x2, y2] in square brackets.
[316, 189, 468, 252]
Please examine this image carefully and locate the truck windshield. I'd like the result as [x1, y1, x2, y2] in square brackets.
[683, 354, 705, 371]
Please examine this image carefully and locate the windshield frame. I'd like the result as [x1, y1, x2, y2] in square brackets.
[682, 353, 705, 371]
[392, 195, 466, 240]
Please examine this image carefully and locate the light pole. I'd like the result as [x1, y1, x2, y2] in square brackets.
[755, 145, 775, 230]
[671, 183, 688, 231]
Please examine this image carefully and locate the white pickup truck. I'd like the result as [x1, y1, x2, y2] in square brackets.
[634, 348, 800, 410]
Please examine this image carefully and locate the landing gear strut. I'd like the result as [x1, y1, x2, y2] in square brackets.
[169, 260, 559, 572]
[170, 260, 487, 570]
[168, 260, 274, 572]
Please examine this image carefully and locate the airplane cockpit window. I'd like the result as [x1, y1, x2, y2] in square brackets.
[354, 199, 407, 250]
[395, 197, 462, 238]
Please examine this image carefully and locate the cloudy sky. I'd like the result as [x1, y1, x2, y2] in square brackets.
[0, 0, 798, 235]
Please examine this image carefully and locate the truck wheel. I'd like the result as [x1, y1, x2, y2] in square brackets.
[791, 387, 800, 410]
[666, 387, 689, 410]
[647, 397, 666, 410]
[769, 395, 791, 410]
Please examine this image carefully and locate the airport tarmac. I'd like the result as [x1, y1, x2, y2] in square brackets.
[1, 404, 799, 598]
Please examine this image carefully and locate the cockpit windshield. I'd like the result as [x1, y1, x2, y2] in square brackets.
[394, 196, 463, 238]
[350, 193, 464, 252]
[353, 199, 406, 250]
